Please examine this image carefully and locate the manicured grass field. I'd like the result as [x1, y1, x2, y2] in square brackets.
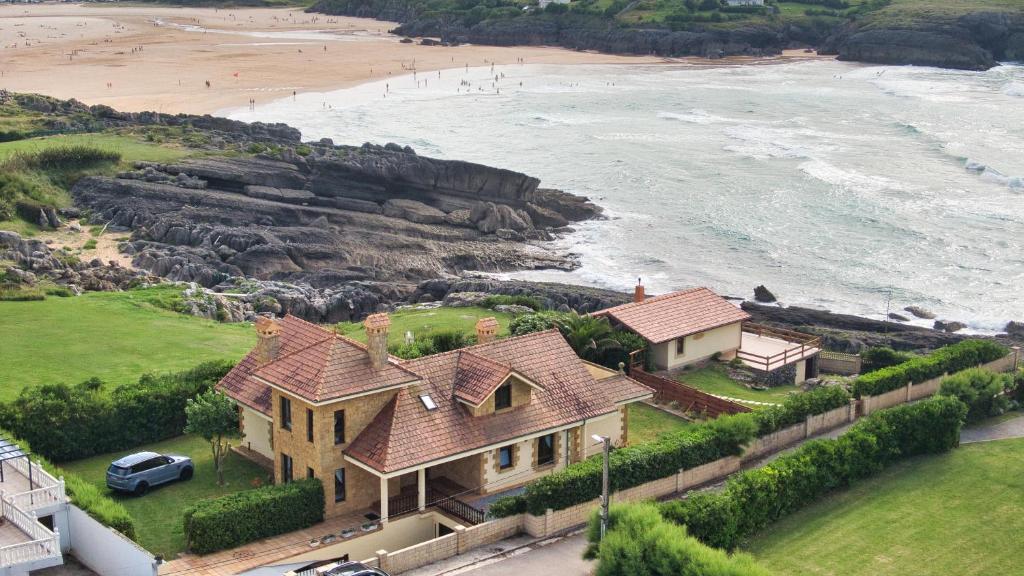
[628, 402, 695, 445]
[335, 306, 513, 346]
[0, 133, 189, 164]
[746, 437, 1024, 576]
[0, 286, 254, 398]
[677, 365, 799, 407]
[62, 434, 268, 559]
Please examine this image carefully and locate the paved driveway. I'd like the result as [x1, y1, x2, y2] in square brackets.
[961, 413, 1024, 444]
[449, 532, 591, 576]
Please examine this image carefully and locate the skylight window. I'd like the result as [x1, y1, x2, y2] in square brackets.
[420, 394, 438, 411]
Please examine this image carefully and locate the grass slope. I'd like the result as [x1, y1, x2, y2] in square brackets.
[62, 434, 268, 558]
[335, 306, 513, 346]
[628, 402, 695, 445]
[0, 133, 189, 164]
[0, 287, 254, 398]
[678, 365, 799, 407]
[746, 437, 1024, 576]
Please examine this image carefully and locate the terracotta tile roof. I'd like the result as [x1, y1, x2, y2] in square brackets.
[344, 330, 654, 475]
[253, 332, 422, 404]
[217, 315, 329, 415]
[219, 315, 422, 408]
[593, 287, 750, 344]
[452, 351, 513, 407]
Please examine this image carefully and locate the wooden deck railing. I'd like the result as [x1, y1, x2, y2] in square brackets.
[738, 323, 822, 372]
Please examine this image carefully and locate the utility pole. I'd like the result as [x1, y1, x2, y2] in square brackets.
[592, 434, 611, 541]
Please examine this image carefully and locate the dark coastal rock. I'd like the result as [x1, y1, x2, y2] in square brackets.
[382, 199, 446, 224]
[1006, 321, 1024, 339]
[417, 277, 631, 314]
[753, 285, 777, 303]
[934, 319, 967, 333]
[888, 312, 910, 322]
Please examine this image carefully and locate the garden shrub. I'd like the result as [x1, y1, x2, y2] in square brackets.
[0, 360, 234, 461]
[509, 310, 565, 336]
[751, 385, 851, 436]
[487, 494, 527, 518]
[852, 339, 1008, 397]
[660, 396, 967, 549]
[26, 145, 120, 169]
[938, 368, 1012, 422]
[480, 294, 544, 311]
[860, 346, 915, 374]
[183, 478, 324, 554]
[586, 503, 771, 576]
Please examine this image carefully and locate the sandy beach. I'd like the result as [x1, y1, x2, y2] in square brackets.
[0, 3, 673, 114]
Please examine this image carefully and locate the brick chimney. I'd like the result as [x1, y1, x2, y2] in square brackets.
[475, 317, 499, 344]
[633, 278, 645, 304]
[364, 313, 391, 370]
[254, 316, 281, 365]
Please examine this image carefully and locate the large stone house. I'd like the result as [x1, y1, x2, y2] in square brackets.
[594, 282, 821, 384]
[218, 314, 652, 522]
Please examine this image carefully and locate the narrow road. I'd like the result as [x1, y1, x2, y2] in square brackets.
[448, 533, 592, 576]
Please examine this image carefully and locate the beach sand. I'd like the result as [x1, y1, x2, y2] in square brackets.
[0, 4, 669, 115]
[0, 4, 828, 115]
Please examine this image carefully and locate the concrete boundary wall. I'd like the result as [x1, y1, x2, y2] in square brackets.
[68, 505, 158, 576]
[377, 349, 1020, 574]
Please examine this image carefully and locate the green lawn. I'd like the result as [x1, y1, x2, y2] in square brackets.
[335, 306, 513, 346]
[0, 133, 189, 164]
[677, 365, 799, 407]
[62, 434, 268, 559]
[0, 286, 254, 398]
[628, 402, 695, 445]
[746, 438, 1024, 576]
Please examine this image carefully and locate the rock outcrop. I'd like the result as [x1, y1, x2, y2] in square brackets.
[0, 231, 153, 294]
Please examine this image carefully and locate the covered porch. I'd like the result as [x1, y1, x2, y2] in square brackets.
[737, 323, 821, 375]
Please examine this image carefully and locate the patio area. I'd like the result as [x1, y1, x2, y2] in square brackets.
[738, 324, 820, 373]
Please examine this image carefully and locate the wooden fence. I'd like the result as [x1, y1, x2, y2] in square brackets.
[630, 370, 751, 416]
[819, 350, 862, 375]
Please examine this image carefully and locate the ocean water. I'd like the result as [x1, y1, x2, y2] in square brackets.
[227, 59, 1024, 332]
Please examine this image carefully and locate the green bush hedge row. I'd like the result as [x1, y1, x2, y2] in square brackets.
[938, 367, 1013, 423]
[491, 386, 855, 517]
[585, 502, 771, 576]
[852, 339, 1008, 398]
[0, 428, 136, 539]
[183, 478, 324, 554]
[660, 396, 967, 549]
[0, 361, 233, 462]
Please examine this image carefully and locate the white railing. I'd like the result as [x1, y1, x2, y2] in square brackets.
[0, 497, 61, 567]
[6, 458, 60, 488]
[1, 457, 66, 512]
[9, 481, 66, 512]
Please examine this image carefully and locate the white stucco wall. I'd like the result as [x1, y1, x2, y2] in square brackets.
[68, 505, 157, 576]
[583, 410, 624, 458]
[241, 405, 273, 459]
[652, 322, 742, 370]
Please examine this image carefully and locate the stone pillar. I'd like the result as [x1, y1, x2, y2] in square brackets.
[475, 317, 499, 344]
[1013, 346, 1021, 371]
[417, 468, 426, 512]
[848, 398, 857, 422]
[804, 415, 811, 439]
[906, 381, 913, 402]
[376, 550, 388, 572]
[455, 524, 468, 554]
[380, 476, 389, 524]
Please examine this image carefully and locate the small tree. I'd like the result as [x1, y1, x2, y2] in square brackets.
[185, 391, 239, 486]
[556, 312, 622, 363]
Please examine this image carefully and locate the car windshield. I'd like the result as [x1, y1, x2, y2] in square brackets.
[107, 465, 130, 477]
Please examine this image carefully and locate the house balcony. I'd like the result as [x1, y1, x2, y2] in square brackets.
[382, 476, 488, 526]
[0, 497, 62, 571]
[737, 323, 821, 373]
[0, 457, 67, 515]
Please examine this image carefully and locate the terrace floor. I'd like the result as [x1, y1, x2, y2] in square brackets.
[739, 332, 819, 372]
[0, 520, 32, 548]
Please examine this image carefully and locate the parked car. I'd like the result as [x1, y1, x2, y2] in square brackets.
[106, 451, 193, 495]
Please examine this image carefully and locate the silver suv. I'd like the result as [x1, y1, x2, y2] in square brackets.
[106, 451, 193, 495]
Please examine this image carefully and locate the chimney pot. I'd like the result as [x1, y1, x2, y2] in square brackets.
[475, 317, 499, 344]
[364, 313, 391, 369]
[633, 278, 645, 304]
[254, 316, 281, 365]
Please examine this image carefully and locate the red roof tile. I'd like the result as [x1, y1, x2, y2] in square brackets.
[593, 287, 750, 344]
[344, 330, 654, 474]
[452, 351, 513, 407]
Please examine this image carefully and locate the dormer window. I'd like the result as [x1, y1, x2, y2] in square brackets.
[494, 383, 512, 410]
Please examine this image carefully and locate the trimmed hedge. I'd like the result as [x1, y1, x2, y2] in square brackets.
[938, 368, 1012, 422]
[0, 428, 135, 539]
[501, 414, 759, 517]
[183, 478, 324, 554]
[660, 396, 967, 549]
[852, 339, 1008, 398]
[0, 361, 233, 462]
[586, 502, 771, 576]
[751, 386, 851, 436]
